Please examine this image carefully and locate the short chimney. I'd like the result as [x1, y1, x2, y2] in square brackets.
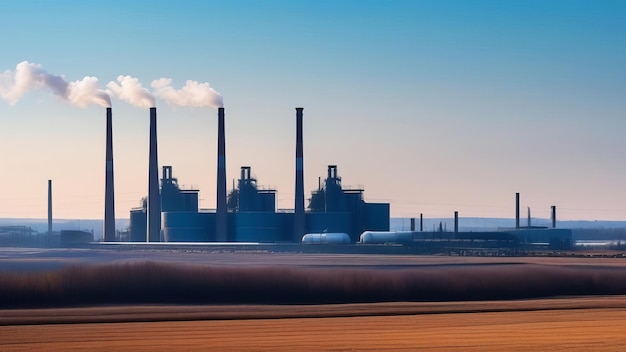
[515, 193, 520, 229]
[47, 179, 52, 235]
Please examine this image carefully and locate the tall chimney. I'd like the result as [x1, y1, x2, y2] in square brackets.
[103, 107, 116, 242]
[551, 205, 556, 228]
[293, 107, 305, 241]
[47, 179, 52, 235]
[410, 218, 415, 232]
[527, 207, 531, 227]
[216, 107, 228, 242]
[515, 192, 520, 229]
[147, 107, 161, 242]
[454, 211, 458, 233]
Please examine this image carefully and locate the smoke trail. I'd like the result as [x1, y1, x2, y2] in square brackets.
[151, 78, 223, 108]
[0, 61, 111, 107]
[107, 75, 155, 108]
[0, 61, 67, 104]
[67, 76, 111, 108]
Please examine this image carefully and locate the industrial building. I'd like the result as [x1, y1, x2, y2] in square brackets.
[0, 106, 580, 252]
[129, 164, 389, 243]
[128, 107, 390, 243]
[119, 105, 571, 251]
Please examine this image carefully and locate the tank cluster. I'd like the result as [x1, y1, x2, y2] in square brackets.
[126, 107, 390, 243]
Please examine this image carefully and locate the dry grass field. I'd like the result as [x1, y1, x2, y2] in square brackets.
[2, 249, 626, 350]
[2, 297, 626, 351]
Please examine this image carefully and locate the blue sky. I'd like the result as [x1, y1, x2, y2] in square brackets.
[0, 0, 624, 221]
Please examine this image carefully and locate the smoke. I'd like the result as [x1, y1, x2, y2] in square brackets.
[151, 78, 223, 108]
[0, 62, 223, 110]
[67, 76, 112, 108]
[106, 75, 155, 108]
[0, 61, 111, 107]
[2, 262, 626, 308]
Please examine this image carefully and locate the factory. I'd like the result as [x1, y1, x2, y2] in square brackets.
[125, 107, 390, 243]
[95, 104, 570, 251]
[0, 105, 574, 252]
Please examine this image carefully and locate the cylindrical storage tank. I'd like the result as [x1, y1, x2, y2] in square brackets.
[235, 212, 282, 242]
[359, 231, 413, 244]
[302, 233, 351, 244]
[60, 230, 94, 246]
[129, 208, 147, 242]
[162, 211, 212, 242]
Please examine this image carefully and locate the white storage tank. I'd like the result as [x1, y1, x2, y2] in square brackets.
[301, 233, 351, 244]
[359, 231, 413, 244]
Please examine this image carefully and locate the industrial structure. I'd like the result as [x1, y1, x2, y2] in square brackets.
[125, 105, 571, 249]
[216, 107, 228, 242]
[103, 107, 115, 241]
[377, 193, 572, 250]
[128, 107, 390, 243]
[33, 105, 574, 251]
[47, 179, 52, 235]
[0, 103, 582, 254]
[147, 107, 161, 242]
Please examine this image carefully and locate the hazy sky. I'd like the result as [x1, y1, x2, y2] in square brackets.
[0, 0, 624, 221]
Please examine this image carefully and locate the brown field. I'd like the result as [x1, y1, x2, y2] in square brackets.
[2, 297, 626, 351]
[3, 249, 626, 350]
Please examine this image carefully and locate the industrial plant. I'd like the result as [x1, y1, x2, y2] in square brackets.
[127, 107, 390, 243]
[113, 105, 570, 251]
[1, 104, 576, 253]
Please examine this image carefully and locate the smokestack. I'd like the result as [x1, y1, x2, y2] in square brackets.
[47, 180, 52, 235]
[527, 207, 531, 227]
[454, 211, 459, 233]
[147, 107, 161, 242]
[551, 205, 556, 228]
[293, 107, 305, 241]
[216, 107, 228, 242]
[410, 218, 415, 232]
[103, 107, 116, 242]
[420, 213, 423, 232]
[515, 192, 520, 229]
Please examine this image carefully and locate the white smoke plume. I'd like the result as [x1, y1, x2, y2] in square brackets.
[151, 78, 223, 108]
[0, 61, 111, 107]
[106, 75, 155, 108]
[68, 77, 111, 108]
